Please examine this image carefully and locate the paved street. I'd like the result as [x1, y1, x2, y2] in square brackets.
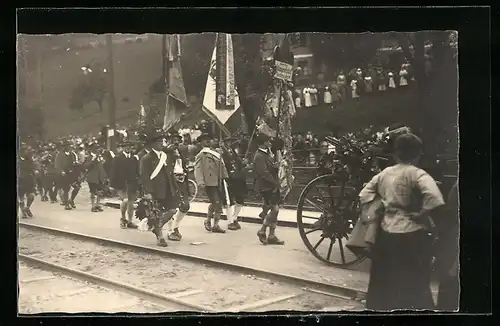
[18, 263, 171, 313]
[21, 194, 372, 293]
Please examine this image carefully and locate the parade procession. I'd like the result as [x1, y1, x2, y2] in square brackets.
[17, 31, 460, 313]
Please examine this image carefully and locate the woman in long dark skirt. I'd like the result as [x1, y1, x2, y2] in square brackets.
[435, 180, 459, 310]
[360, 133, 445, 310]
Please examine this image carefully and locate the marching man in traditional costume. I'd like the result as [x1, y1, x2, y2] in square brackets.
[220, 136, 248, 231]
[140, 129, 179, 247]
[18, 145, 38, 218]
[194, 133, 229, 234]
[54, 141, 78, 210]
[68, 143, 84, 208]
[164, 131, 191, 241]
[84, 142, 107, 213]
[110, 140, 140, 228]
[253, 134, 284, 245]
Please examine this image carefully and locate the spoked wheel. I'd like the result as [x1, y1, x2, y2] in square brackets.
[187, 179, 198, 203]
[297, 174, 367, 268]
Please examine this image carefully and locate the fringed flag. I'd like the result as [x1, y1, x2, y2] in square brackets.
[201, 33, 241, 136]
[162, 34, 189, 132]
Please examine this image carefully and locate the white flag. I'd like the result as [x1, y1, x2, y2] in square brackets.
[202, 33, 241, 127]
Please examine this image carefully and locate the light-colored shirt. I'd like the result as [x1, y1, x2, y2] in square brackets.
[360, 163, 445, 233]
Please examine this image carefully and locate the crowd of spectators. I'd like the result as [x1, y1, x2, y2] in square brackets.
[294, 63, 415, 108]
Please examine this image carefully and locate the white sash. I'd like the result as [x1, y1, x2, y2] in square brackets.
[109, 151, 115, 158]
[200, 148, 222, 161]
[150, 151, 167, 180]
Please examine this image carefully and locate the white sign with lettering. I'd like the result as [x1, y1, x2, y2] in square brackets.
[274, 60, 293, 81]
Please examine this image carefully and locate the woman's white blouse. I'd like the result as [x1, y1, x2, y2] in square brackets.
[359, 164, 445, 234]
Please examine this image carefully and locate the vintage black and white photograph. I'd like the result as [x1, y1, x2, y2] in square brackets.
[17, 30, 459, 313]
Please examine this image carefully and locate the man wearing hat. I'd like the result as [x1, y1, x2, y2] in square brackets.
[111, 140, 140, 228]
[163, 131, 191, 241]
[54, 140, 79, 210]
[140, 129, 180, 247]
[84, 142, 107, 212]
[18, 145, 38, 218]
[39, 148, 57, 202]
[67, 142, 85, 208]
[252, 133, 284, 245]
[194, 133, 229, 233]
[220, 135, 248, 230]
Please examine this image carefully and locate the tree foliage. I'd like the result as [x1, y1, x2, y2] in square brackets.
[69, 62, 108, 112]
[18, 105, 46, 141]
[309, 33, 386, 76]
[389, 31, 458, 155]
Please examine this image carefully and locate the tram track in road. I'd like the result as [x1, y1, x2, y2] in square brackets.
[18, 259, 210, 313]
[18, 223, 365, 312]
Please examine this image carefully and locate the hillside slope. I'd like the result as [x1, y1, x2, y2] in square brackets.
[32, 35, 165, 138]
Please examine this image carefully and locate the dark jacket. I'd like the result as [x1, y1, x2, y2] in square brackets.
[165, 146, 189, 184]
[111, 152, 140, 190]
[18, 156, 38, 180]
[102, 150, 114, 178]
[54, 151, 76, 174]
[140, 150, 179, 201]
[41, 153, 57, 175]
[137, 148, 150, 159]
[252, 148, 279, 193]
[222, 147, 245, 181]
[84, 154, 107, 184]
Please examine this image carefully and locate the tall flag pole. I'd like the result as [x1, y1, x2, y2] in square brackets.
[162, 34, 188, 132]
[201, 33, 240, 137]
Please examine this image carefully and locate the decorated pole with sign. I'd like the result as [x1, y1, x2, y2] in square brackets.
[272, 35, 296, 201]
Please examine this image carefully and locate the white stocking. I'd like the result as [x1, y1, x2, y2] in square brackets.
[225, 205, 234, 223]
[233, 204, 243, 222]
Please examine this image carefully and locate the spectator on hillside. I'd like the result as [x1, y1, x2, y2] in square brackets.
[337, 71, 347, 100]
[388, 71, 397, 89]
[323, 85, 332, 105]
[310, 85, 318, 106]
[377, 69, 388, 92]
[303, 87, 312, 107]
[330, 82, 341, 106]
[350, 79, 360, 100]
